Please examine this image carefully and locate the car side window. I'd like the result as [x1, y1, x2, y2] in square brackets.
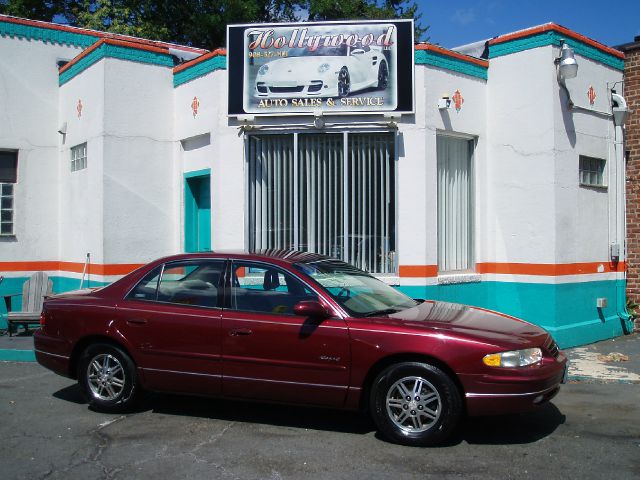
[230, 262, 317, 315]
[127, 261, 224, 308]
[127, 267, 162, 301]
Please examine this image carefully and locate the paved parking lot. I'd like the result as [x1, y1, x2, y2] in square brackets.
[1, 362, 639, 479]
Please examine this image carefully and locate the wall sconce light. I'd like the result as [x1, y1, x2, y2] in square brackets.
[313, 110, 325, 129]
[438, 97, 452, 110]
[555, 40, 578, 108]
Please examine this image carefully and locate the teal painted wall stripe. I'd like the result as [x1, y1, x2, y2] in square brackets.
[415, 50, 488, 80]
[174, 55, 227, 87]
[398, 279, 632, 349]
[0, 349, 36, 362]
[59, 42, 174, 86]
[0, 276, 110, 330]
[0, 20, 96, 48]
[1, 273, 631, 349]
[489, 31, 624, 71]
[173, 51, 488, 86]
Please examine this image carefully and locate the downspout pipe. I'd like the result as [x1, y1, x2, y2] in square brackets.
[611, 92, 634, 333]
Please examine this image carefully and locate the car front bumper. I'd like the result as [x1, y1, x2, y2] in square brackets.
[460, 353, 568, 416]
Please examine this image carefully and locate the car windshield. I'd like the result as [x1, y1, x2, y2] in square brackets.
[294, 259, 419, 316]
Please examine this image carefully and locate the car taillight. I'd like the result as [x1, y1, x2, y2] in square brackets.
[39, 311, 46, 329]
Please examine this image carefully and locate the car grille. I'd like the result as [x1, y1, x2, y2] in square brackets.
[308, 81, 323, 93]
[270, 86, 304, 93]
[545, 337, 560, 358]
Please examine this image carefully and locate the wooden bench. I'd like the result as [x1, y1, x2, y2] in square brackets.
[3, 272, 52, 336]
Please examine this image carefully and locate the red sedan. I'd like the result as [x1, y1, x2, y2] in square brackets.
[34, 251, 567, 446]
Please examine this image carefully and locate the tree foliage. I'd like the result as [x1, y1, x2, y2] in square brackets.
[0, 0, 426, 50]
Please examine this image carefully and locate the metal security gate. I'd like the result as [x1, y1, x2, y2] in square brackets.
[247, 132, 396, 273]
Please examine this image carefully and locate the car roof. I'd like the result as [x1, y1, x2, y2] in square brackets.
[154, 250, 331, 266]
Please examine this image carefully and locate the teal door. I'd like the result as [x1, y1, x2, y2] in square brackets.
[185, 172, 211, 252]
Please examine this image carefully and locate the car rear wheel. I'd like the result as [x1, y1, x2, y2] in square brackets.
[370, 362, 462, 446]
[79, 343, 140, 413]
[338, 67, 350, 98]
[377, 61, 389, 90]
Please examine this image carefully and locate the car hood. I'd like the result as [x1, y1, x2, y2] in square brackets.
[260, 56, 339, 77]
[363, 300, 550, 350]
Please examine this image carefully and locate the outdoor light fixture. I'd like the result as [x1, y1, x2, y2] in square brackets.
[57, 122, 67, 135]
[313, 110, 325, 129]
[556, 42, 578, 80]
[555, 40, 578, 108]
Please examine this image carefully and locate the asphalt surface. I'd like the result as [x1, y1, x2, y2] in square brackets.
[1, 362, 639, 479]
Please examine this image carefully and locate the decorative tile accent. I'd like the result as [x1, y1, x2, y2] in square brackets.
[173, 51, 227, 87]
[452, 90, 464, 112]
[77, 99, 83, 118]
[59, 41, 174, 86]
[191, 96, 200, 117]
[588, 86, 597, 105]
[414, 49, 488, 81]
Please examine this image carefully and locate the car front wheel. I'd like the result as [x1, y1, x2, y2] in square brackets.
[370, 362, 462, 446]
[78, 343, 140, 413]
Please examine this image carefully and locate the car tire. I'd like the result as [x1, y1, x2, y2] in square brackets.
[370, 362, 462, 446]
[377, 61, 389, 90]
[78, 343, 141, 413]
[338, 67, 351, 98]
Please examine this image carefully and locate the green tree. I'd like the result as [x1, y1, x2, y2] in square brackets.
[0, 0, 426, 49]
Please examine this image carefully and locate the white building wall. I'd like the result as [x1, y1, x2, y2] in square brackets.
[58, 62, 106, 266]
[0, 36, 82, 263]
[102, 58, 177, 264]
[486, 46, 558, 264]
[422, 66, 487, 271]
[553, 51, 623, 264]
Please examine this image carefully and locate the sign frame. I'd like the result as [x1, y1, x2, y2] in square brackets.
[227, 19, 415, 117]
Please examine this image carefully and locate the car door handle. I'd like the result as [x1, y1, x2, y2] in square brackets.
[126, 318, 148, 326]
[229, 328, 252, 336]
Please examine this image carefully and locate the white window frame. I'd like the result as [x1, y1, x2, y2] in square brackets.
[0, 150, 17, 236]
[579, 155, 606, 188]
[71, 143, 87, 172]
[436, 133, 476, 274]
[244, 130, 398, 274]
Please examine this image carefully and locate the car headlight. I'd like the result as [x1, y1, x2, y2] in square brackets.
[258, 64, 269, 76]
[482, 348, 542, 367]
[318, 63, 330, 74]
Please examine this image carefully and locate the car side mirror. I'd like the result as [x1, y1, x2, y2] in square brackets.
[293, 300, 329, 318]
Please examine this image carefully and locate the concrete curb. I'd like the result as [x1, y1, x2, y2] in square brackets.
[567, 374, 639, 384]
[0, 349, 36, 362]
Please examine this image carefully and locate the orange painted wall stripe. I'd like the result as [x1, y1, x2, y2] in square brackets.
[0, 261, 625, 278]
[59, 38, 171, 74]
[488, 23, 625, 60]
[399, 265, 439, 278]
[476, 262, 626, 276]
[415, 44, 489, 67]
[399, 262, 625, 277]
[173, 48, 227, 73]
[0, 261, 143, 276]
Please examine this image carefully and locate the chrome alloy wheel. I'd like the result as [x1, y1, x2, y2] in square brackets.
[86, 353, 126, 401]
[386, 376, 441, 433]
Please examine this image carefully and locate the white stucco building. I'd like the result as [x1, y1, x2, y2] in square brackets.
[0, 15, 633, 347]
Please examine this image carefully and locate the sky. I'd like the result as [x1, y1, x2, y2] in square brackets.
[416, 0, 640, 49]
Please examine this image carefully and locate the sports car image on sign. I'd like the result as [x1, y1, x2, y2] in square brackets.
[34, 251, 567, 447]
[254, 44, 390, 100]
